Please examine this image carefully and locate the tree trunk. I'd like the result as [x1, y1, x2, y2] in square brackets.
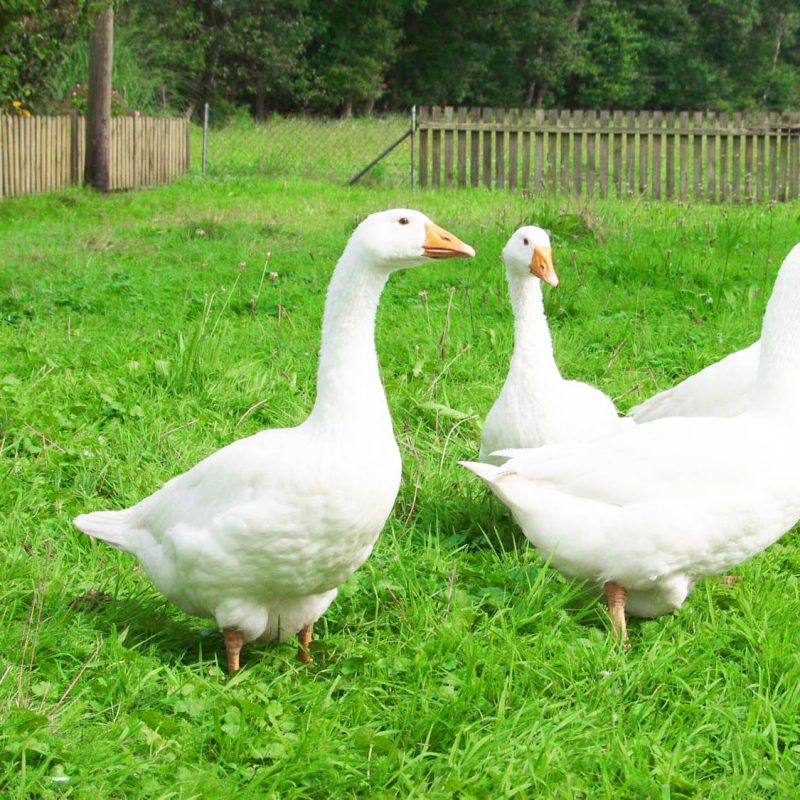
[341, 98, 353, 119]
[524, 81, 536, 108]
[363, 97, 376, 116]
[255, 78, 266, 122]
[534, 83, 547, 108]
[85, 4, 113, 193]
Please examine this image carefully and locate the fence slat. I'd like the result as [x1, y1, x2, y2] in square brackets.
[585, 109, 596, 196]
[42, 115, 48, 191]
[719, 111, 728, 202]
[20, 117, 28, 196]
[482, 107, 493, 188]
[559, 109, 570, 195]
[508, 108, 518, 190]
[163, 117, 168, 183]
[612, 110, 622, 197]
[443, 106, 454, 188]
[598, 110, 610, 198]
[521, 108, 531, 190]
[744, 112, 754, 202]
[469, 107, 479, 187]
[11, 117, 18, 195]
[625, 111, 636, 196]
[30, 116, 38, 195]
[132, 112, 140, 188]
[693, 111, 703, 200]
[495, 108, 505, 189]
[457, 106, 467, 188]
[0, 118, 4, 197]
[573, 109, 584, 196]
[677, 111, 688, 200]
[768, 111, 778, 202]
[651, 110, 662, 200]
[732, 111, 741, 203]
[534, 108, 544, 193]
[664, 111, 675, 199]
[638, 111, 649, 196]
[546, 109, 557, 193]
[790, 112, 799, 201]
[778, 112, 789, 202]
[1, 117, 7, 197]
[418, 106, 428, 187]
[755, 111, 766, 203]
[706, 110, 716, 202]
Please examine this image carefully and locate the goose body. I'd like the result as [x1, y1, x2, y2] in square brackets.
[75, 209, 475, 670]
[463, 243, 800, 636]
[629, 341, 760, 422]
[479, 226, 624, 463]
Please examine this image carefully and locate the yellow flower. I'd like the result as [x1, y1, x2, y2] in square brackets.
[12, 100, 21, 108]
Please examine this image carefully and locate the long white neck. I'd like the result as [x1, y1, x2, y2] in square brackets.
[753, 245, 800, 416]
[306, 242, 394, 437]
[504, 271, 563, 389]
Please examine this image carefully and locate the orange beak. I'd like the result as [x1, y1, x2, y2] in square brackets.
[422, 222, 476, 259]
[530, 246, 558, 286]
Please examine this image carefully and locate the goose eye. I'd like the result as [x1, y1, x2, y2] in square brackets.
[523, 238, 529, 246]
[399, 217, 410, 225]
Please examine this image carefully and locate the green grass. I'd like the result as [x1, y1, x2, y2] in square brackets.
[2, 177, 800, 798]
[197, 114, 412, 185]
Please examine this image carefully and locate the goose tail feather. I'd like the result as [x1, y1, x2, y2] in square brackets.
[73, 509, 138, 553]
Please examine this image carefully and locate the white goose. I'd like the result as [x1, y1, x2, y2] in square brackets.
[462, 243, 800, 642]
[75, 209, 475, 672]
[629, 341, 760, 422]
[479, 226, 624, 464]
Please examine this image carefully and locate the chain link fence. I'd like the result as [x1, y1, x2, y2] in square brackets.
[197, 106, 414, 187]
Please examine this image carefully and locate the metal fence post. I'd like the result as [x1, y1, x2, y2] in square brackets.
[411, 105, 416, 190]
[202, 102, 209, 176]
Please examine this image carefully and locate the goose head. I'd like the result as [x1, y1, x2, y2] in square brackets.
[352, 209, 475, 272]
[502, 226, 558, 287]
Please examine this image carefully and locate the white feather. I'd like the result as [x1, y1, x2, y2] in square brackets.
[463, 243, 800, 620]
[75, 209, 474, 649]
[479, 225, 626, 464]
[629, 341, 760, 422]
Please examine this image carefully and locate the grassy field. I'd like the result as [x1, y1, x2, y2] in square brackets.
[2, 176, 800, 798]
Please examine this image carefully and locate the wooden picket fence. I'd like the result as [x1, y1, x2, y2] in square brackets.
[0, 113, 190, 198]
[416, 106, 800, 203]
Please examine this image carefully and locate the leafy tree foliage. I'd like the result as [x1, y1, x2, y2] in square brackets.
[3, 0, 799, 116]
[0, 1, 91, 108]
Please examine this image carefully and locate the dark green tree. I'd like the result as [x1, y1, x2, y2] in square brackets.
[307, 0, 408, 116]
